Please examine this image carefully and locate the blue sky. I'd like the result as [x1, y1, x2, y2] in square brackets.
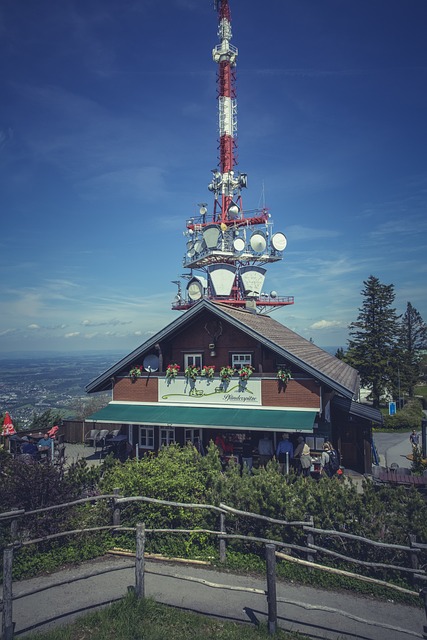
[1, 0, 426, 355]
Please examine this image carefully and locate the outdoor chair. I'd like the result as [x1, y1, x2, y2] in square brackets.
[94, 429, 110, 454]
[84, 429, 100, 447]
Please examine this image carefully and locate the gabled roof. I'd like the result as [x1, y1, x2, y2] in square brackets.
[85, 299, 359, 398]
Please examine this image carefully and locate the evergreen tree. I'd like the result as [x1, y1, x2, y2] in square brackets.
[346, 276, 399, 408]
[30, 409, 63, 433]
[398, 302, 427, 397]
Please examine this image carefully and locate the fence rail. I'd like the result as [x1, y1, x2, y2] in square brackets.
[1, 493, 427, 639]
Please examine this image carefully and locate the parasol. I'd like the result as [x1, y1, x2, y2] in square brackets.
[48, 425, 59, 438]
[1, 411, 16, 436]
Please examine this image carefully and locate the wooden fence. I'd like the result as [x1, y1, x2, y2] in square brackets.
[1, 494, 427, 639]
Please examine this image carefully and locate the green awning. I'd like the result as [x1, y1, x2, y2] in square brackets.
[87, 403, 317, 432]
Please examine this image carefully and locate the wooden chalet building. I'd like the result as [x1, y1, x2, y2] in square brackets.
[86, 299, 382, 474]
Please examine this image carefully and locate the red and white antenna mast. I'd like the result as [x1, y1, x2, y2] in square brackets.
[172, 0, 294, 312]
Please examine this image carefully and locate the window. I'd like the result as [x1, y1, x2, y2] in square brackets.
[231, 353, 252, 370]
[184, 353, 202, 369]
[185, 428, 201, 444]
[139, 427, 154, 449]
[160, 427, 175, 447]
[185, 429, 204, 454]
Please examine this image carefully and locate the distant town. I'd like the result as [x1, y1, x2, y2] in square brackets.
[0, 352, 122, 427]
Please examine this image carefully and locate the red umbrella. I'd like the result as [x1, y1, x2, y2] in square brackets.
[48, 425, 59, 438]
[1, 411, 16, 436]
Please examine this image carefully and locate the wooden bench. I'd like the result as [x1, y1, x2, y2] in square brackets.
[376, 469, 427, 488]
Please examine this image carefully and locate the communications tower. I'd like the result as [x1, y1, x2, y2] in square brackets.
[172, 0, 294, 312]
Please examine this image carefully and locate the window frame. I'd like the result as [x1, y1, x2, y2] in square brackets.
[139, 426, 154, 450]
[231, 353, 253, 370]
[160, 427, 175, 447]
[184, 353, 203, 369]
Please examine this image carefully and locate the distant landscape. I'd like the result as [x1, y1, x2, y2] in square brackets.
[0, 351, 124, 427]
[0, 346, 341, 428]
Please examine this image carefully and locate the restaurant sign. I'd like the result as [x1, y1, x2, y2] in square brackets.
[158, 377, 261, 406]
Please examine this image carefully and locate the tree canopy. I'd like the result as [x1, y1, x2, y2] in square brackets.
[344, 276, 426, 406]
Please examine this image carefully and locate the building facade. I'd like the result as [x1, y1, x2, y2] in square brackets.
[86, 300, 382, 473]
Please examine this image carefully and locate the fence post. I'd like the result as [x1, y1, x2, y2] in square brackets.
[135, 523, 145, 599]
[2, 546, 14, 640]
[420, 587, 427, 639]
[408, 534, 419, 587]
[265, 543, 277, 635]
[9, 511, 19, 544]
[112, 488, 121, 526]
[219, 513, 226, 564]
[305, 515, 315, 564]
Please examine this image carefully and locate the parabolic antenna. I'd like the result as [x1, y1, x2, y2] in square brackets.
[208, 264, 237, 296]
[143, 354, 159, 372]
[187, 248, 196, 258]
[271, 232, 287, 252]
[250, 231, 267, 253]
[233, 237, 245, 252]
[187, 276, 207, 301]
[203, 224, 220, 249]
[194, 240, 204, 254]
[228, 203, 240, 219]
[240, 266, 267, 298]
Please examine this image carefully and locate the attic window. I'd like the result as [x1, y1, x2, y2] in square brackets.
[232, 353, 252, 370]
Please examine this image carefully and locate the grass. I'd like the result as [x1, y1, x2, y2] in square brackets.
[22, 592, 309, 640]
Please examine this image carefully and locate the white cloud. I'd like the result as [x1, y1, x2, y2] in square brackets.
[309, 320, 343, 330]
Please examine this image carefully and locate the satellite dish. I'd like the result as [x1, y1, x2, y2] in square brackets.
[271, 232, 287, 251]
[270, 290, 277, 298]
[203, 224, 220, 249]
[187, 276, 207, 301]
[240, 266, 266, 298]
[250, 231, 267, 253]
[143, 354, 159, 372]
[194, 240, 204, 253]
[233, 237, 245, 252]
[228, 203, 240, 219]
[199, 205, 207, 216]
[208, 264, 237, 296]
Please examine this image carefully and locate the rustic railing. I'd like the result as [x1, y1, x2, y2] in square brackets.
[1, 493, 427, 639]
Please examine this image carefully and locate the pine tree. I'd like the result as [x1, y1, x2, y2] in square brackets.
[346, 276, 399, 408]
[398, 302, 427, 397]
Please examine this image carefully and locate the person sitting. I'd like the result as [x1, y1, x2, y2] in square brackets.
[22, 436, 39, 458]
[38, 433, 53, 458]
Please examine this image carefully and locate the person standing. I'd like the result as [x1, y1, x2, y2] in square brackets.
[276, 433, 294, 474]
[294, 436, 312, 477]
[320, 443, 333, 478]
[241, 434, 254, 473]
[258, 434, 274, 467]
[410, 430, 420, 448]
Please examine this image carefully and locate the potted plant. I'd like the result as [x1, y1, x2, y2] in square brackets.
[277, 368, 292, 384]
[238, 365, 254, 381]
[129, 365, 143, 381]
[201, 365, 215, 379]
[220, 366, 235, 382]
[184, 365, 199, 380]
[165, 363, 180, 379]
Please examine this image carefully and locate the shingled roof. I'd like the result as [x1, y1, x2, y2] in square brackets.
[211, 302, 359, 398]
[86, 299, 359, 397]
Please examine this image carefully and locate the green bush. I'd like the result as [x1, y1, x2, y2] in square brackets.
[383, 399, 423, 430]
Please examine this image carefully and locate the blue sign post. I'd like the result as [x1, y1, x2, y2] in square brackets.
[389, 402, 396, 416]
